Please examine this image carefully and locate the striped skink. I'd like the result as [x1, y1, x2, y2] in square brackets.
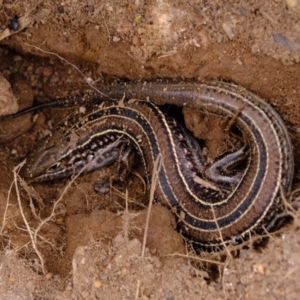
[19, 81, 294, 250]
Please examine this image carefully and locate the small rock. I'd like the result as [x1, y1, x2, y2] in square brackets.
[13, 55, 22, 62]
[93, 280, 102, 288]
[50, 74, 59, 84]
[0, 74, 18, 115]
[45, 273, 53, 280]
[253, 263, 265, 275]
[222, 23, 234, 40]
[11, 149, 17, 155]
[25, 280, 35, 292]
[286, 0, 298, 7]
[112, 36, 121, 42]
[81, 290, 90, 298]
[43, 66, 54, 77]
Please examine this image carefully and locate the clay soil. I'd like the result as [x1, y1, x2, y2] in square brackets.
[1, 1, 300, 299]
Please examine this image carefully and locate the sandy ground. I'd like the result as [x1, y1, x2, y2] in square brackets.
[1, 1, 300, 299]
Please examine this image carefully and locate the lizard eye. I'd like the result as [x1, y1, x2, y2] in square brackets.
[48, 162, 61, 172]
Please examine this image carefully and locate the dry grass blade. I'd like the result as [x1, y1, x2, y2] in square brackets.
[0, 176, 15, 235]
[12, 161, 46, 274]
[167, 253, 225, 265]
[7, 148, 121, 274]
[141, 154, 162, 258]
[24, 43, 112, 99]
[210, 204, 232, 258]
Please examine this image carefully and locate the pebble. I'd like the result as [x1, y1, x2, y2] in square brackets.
[81, 290, 90, 298]
[50, 74, 59, 84]
[272, 33, 300, 51]
[45, 273, 53, 280]
[35, 112, 46, 127]
[79, 106, 87, 114]
[100, 273, 108, 281]
[25, 280, 35, 292]
[253, 263, 265, 275]
[286, 0, 298, 7]
[43, 66, 54, 77]
[93, 280, 102, 288]
[144, 263, 154, 272]
[13, 55, 22, 62]
[222, 23, 234, 40]
[11, 149, 17, 155]
[113, 36, 121, 42]
[0, 75, 19, 115]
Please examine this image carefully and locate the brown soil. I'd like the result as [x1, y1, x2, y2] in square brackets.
[1, 1, 300, 299]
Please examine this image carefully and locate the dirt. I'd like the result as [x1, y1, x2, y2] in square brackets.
[1, 0, 300, 299]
